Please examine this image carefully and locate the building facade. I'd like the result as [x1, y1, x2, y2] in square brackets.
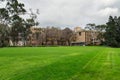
[71, 27, 101, 46]
[9, 26, 102, 46]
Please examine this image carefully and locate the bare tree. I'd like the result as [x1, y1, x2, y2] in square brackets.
[61, 28, 73, 46]
[43, 27, 61, 45]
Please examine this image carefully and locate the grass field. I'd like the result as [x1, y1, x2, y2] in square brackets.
[0, 46, 120, 80]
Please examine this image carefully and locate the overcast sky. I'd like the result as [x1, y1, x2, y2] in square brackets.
[19, 0, 120, 28]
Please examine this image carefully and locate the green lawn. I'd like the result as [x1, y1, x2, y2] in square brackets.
[0, 46, 120, 80]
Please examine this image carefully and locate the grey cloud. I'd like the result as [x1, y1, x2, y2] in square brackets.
[19, 0, 120, 28]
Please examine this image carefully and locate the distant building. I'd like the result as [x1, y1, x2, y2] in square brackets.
[26, 27, 42, 46]
[9, 26, 103, 46]
[71, 27, 101, 46]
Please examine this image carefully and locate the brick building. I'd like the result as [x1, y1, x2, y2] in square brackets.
[71, 27, 101, 46]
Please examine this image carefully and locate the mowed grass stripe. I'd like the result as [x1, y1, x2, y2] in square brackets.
[0, 47, 120, 80]
[9, 47, 98, 80]
[69, 48, 107, 80]
[71, 48, 120, 80]
[82, 51, 102, 69]
[96, 49, 117, 80]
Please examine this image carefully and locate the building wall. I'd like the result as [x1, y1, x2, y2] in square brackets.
[85, 31, 92, 45]
[75, 31, 85, 42]
[72, 27, 101, 45]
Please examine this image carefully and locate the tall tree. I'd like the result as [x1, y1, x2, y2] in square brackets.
[85, 23, 96, 45]
[0, 0, 39, 46]
[6, 0, 26, 46]
[95, 24, 106, 44]
[104, 16, 120, 47]
[0, 0, 10, 47]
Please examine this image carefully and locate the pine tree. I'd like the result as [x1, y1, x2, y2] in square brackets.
[105, 16, 120, 47]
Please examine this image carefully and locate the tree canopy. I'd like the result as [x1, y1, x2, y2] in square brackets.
[105, 16, 120, 47]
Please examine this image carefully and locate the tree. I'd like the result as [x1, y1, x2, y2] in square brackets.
[0, 1, 10, 47]
[85, 23, 96, 45]
[0, 0, 39, 46]
[116, 17, 120, 46]
[61, 28, 73, 46]
[95, 24, 106, 44]
[85, 23, 96, 31]
[23, 9, 39, 46]
[42, 27, 60, 45]
[0, 24, 10, 47]
[5, 0, 26, 46]
[104, 16, 120, 47]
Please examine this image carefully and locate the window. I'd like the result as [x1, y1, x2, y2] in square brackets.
[79, 32, 81, 36]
